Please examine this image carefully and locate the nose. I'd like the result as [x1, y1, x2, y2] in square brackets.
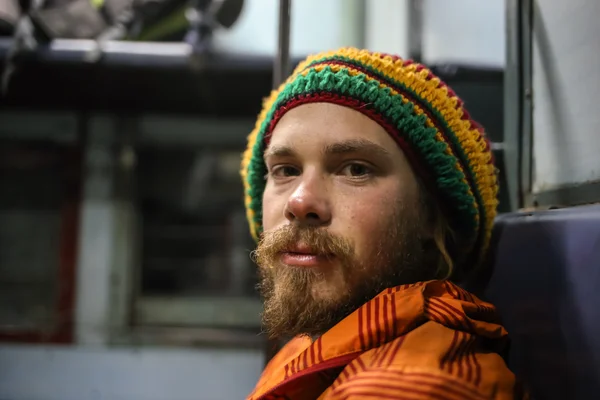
[284, 174, 332, 227]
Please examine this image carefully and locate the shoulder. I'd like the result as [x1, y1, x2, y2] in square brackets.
[320, 322, 526, 399]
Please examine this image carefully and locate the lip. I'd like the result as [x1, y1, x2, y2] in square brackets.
[279, 244, 333, 267]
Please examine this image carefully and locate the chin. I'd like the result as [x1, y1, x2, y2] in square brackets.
[310, 282, 345, 302]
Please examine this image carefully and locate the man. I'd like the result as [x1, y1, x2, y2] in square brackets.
[240, 48, 526, 400]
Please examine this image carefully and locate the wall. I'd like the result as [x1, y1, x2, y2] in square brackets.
[532, 0, 600, 191]
[0, 345, 263, 400]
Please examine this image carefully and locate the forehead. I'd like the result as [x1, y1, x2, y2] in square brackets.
[267, 103, 399, 151]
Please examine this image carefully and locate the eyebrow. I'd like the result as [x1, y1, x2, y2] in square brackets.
[264, 138, 392, 161]
[263, 145, 296, 161]
[322, 138, 392, 159]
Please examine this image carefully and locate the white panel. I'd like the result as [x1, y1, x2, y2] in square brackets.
[213, 0, 504, 64]
[422, 0, 505, 66]
[0, 345, 263, 400]
[532, 0, 600, 190]
[365, 0, 409, 57]
[213, 0, 361, 57]
[74, 117, 117, 345]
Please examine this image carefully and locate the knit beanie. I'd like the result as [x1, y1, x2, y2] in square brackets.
[240, 48, 499, 275]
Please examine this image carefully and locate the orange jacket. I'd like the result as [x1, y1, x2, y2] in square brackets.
[248, 280, 527, 400]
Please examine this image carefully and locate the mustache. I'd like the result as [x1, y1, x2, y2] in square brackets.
[253, 225, 354, 265]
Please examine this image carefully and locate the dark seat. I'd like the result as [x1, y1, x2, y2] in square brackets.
[483, 204, 600, 400]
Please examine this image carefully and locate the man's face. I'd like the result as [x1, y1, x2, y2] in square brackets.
[255, 103, 432, 339]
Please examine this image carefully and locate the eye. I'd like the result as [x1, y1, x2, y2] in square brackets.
[270, 165, 301, 178]
[341, 163, 373, 177]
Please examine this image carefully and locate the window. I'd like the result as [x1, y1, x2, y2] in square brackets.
[0, 140, 81, 343]
[133, 144, 262, 335]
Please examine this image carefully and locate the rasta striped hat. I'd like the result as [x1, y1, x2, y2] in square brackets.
[240, 47, 499, 274]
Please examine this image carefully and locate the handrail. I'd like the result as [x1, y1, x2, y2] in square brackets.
[0, 38, 302, 71]
[273, 0, 291, 87]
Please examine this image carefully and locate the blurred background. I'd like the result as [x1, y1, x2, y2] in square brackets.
[0, 0, 599, 399]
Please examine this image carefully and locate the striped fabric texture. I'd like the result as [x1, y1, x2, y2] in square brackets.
[240, 48, 500, 276]
[247, 281, 527, 400]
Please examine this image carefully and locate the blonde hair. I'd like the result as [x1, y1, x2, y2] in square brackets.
[419, 181, 457, 281]
[431, 203, 456, 280]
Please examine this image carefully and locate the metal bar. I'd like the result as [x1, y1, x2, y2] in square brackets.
[118, 326, 265, 349]
[273, 0, 291, 88]
[0, 39, 193, 68]
[266, 0, 292, 366]
[503, 0, 534, 212]
[0, 38, 285, 71]
[109, 117, 139, 346]
[519, 0, 534, 208]
[356, 0, 367, 49]
[0, 111, 78, 143]
[502, 0, 521, 212]
[527, 180, 600, 208]
[407, 0, 423, 62]
[138, 116, 254, 148]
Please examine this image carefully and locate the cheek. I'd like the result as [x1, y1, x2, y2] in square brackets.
[337, 185, 405, 252]
[261, 188, 284, 231]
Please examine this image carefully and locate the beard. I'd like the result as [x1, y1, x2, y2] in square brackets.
[253, 203, 433, 340]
